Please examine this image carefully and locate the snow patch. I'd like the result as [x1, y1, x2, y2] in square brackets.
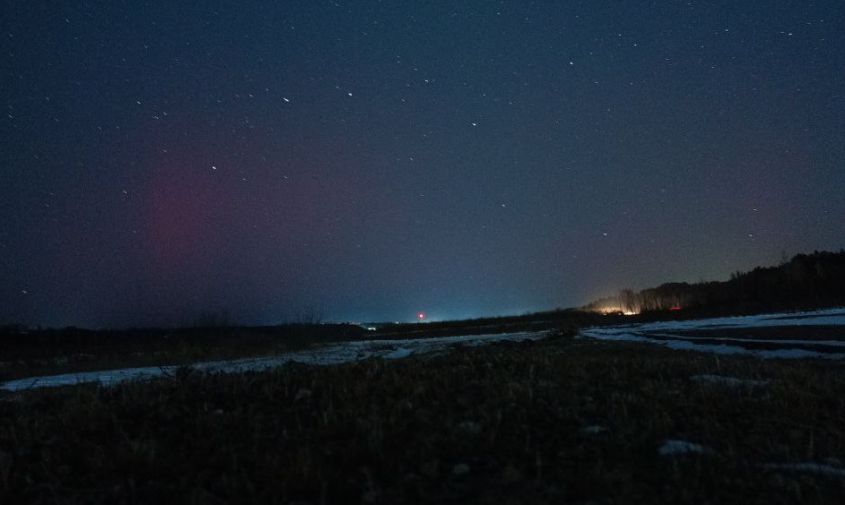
[763, 462, 845, 478]
[579, 308, 845, 360]
[582, 329, 845, 360]
[636, 308, 845, 332]
[658, 439, 713, 456]
[690, 374, 769, 388]
[382, 347, 414, 360]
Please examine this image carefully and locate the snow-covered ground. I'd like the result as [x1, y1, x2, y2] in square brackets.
[579, 308, 845, 359]
[0, 330, 548, 392]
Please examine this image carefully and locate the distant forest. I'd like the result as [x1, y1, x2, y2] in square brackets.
[585, 251, 845, 316]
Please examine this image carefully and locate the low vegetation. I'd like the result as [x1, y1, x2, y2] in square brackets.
[2, 335, 844, 504]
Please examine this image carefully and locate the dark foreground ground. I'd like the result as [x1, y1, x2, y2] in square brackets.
[2, 334, 844, 504]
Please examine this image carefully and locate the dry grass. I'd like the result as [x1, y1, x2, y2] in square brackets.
[1, 336, 844, 504]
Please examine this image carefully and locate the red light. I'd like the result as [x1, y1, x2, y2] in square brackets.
[417, 312, 425, 320]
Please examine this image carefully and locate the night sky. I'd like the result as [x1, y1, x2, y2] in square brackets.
[2, 1, 844, 328]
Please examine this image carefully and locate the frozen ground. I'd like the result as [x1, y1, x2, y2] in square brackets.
[579, 308, 845, 359]
[0, 330, 548, 392]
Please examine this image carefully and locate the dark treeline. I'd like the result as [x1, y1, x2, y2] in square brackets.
[585, 250, 845, 316]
